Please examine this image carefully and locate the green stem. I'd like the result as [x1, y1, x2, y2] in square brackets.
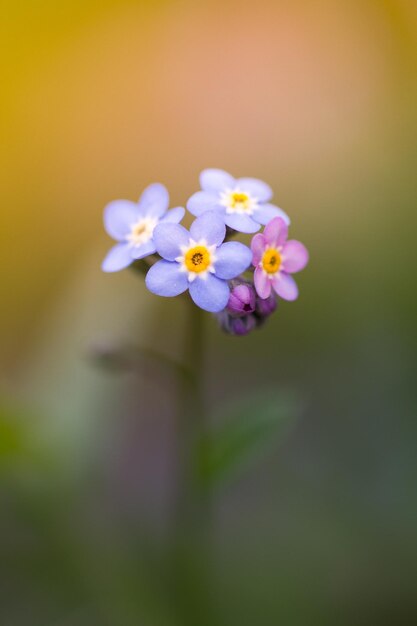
[172, 303, 212, 625]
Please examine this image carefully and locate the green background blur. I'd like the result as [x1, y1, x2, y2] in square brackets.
[1, 1, 417, 624]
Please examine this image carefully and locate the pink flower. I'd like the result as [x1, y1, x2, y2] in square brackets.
[251, 217, 309, 301]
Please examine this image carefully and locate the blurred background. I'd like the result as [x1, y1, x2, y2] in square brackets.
[1, 0, 417, 624]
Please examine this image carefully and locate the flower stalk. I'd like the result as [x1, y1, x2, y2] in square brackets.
[100, 168, 310, 622]
[171, 302, 212, 625]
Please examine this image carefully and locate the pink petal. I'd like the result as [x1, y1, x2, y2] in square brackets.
[263, 217, 288, 247]
[281, 240, 309, 273]
[272, 273, 299, 301]
[254, 266, 272, 299]
[250, 233, 266, 265]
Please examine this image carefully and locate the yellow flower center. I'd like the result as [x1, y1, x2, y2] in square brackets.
[132, 223, 146, 237]
[220, 188, 258, 215]
[184, 245, 211, 273]
[262, 248, 281, 274]
[128, 217, 157, 246]
[230, 191, 251, 211]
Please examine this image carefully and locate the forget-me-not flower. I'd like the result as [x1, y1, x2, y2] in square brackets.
[145, 212, 252, 312]
[102, 183, 185, 272]
[251, 217, 309, 301]
[187, 169, 290, 234]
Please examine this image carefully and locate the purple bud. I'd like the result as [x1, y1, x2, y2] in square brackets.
[256, 293, 277, 317]
[227, 283, 256, 315]
[216, 310, 257, 336]
[230, 314, 257, 336]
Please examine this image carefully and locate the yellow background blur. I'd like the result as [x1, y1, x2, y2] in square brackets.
[2, 0, 416, 367]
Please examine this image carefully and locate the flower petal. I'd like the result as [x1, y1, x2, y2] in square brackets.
[254, 267, 272, 299]
[187, 191, 220, 216]
[189, 274, 230, 312]
[160, 206, 185, 224]
[263, 217, 288, 247]
[281, 240, 309, 273]
[130, 240, 157, 260]
[255, 204, 290, 226]
[224, 212, 260, 234]
[101, 243, 133, 272]
[250, 233, 266, 265]
[272, 273, 299, 301]
[236, 177, 273, 202]
[139, 183, 169, 217]
[103, 200, 139, 241]
[214, 242, 252, 279]
[190, 211, 226, 246]
[200, 168, 236, 192]
[153, 223, 190, 261]
[145, 260, 189, 297]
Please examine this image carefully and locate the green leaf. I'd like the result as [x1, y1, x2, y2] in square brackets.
[197, 389, 298, 489]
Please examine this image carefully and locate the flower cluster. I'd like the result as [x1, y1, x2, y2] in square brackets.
[102, 169, 308, 334]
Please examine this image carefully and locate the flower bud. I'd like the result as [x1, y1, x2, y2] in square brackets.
[216, 310, 257, 336]
[227, 282, 256, 315]
[230, 314, 257, 336]
[256, 293, 277, 317]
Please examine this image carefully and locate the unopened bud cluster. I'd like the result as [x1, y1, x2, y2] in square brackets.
[216, 279, 278, 336]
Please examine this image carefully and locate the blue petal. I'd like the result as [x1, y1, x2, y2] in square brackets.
[255, 203, 290, 226]
[130, 240, 157, 260]
[214, 242, 252, 280]
[189, 274, 230, 313]
[190, 211, 226, 246]
[153, 223, 190, 261]
[187, 191, 220, 216]
[160, 206, 185, 224]
[224, 212, 260, 234]
[145, 260, 189, 297]
[236, 177, 273, 202]
[103, 200, 139, 241]
[200, 168, 236, 192]
[139, 183, 169, 218]
[101, 243, 133, 272]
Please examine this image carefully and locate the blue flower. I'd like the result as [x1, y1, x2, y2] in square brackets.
[102, 183, 185, 272]
[187, 168, 290, 234]
[145, 212, 252, 312]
